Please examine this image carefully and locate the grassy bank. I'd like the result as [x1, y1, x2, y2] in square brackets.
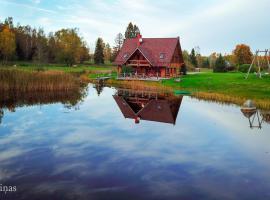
[97, 72, 270, 109]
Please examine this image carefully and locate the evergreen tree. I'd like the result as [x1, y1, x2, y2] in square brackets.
[190, 48, 198, 67]
[214, 54, 226, 72]
[133, 25, 140, 36]
[202, 58, 210, 68]
[94, 37, 105, 64]
[124, 22, 140, 39]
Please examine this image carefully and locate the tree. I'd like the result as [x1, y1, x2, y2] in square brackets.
[33, 28, 48, 64]
[94, 37, 105, 64]
[54, 28, 86, 66]
[115, 33, 123, 51]
[104, 43, 112, 62]
[48, 32, 56, 63]
[124, 22, 140, 39]
[133, 25, 140, 36]
[0, 25, 16, 64]
[190, 48, 198, 67]
[202, 58, 210, 68]
[209, 52, 217, 69]
[182, 50, 194, 71]
[214, 54, 226, 72]
[233, 44, 253, 65]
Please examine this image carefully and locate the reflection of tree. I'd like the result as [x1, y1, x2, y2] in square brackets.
[261, 111, 270, 124]
[0, 84, 88, 112]
[93, 83, 104, 96]
[0, 109, 3, 125]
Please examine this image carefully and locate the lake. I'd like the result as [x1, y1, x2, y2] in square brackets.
[0, 84, 270, 200]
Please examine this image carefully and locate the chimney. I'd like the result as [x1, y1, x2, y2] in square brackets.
[137, 34, 142, 46]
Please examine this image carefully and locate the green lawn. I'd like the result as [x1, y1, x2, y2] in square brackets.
[162, 72, 270, 100]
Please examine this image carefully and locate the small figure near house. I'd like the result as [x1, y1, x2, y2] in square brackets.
[114, 34, 186, 79]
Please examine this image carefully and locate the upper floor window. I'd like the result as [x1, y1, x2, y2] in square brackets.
[159, 53, 165, 59]
[123, 53, 129, 59]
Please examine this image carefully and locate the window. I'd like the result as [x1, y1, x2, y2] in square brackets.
[123, 53, 129, 59]
[159, 53, 165, 59]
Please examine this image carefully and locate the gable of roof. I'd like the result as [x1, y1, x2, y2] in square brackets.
[114, 37, 180, 67]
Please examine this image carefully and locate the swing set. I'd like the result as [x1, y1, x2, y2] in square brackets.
[246, 49, 270, 79]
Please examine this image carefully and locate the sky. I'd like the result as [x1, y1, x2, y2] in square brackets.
[0, 0, 269, 55]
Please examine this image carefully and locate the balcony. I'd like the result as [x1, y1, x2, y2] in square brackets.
[127, 60, 151, 67]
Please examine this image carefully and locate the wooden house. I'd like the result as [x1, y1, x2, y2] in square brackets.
[114, 34, 185, 78]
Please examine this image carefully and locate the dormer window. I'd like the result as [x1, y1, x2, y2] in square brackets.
[123, 53, 129, 59]
[159, 53, 165, 59]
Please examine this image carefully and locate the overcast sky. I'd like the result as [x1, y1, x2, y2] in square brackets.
[0, 0, 269, 55]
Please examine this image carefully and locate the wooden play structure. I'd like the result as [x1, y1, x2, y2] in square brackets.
[246, 49, 270, 79]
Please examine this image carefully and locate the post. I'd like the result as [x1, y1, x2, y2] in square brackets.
[246, 50, 257, 79]
[267, 49, 270, 72]
[257, 52, 262, 78]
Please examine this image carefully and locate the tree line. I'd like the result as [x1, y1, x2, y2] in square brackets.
[1, 17, 260, 71]
[0, 17, 90, 66]
[183, 44, 260, 72]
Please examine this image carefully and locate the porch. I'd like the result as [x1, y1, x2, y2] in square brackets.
[116, 72, 170, 82]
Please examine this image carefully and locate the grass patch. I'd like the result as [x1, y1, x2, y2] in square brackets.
[162, 72, 270, 100]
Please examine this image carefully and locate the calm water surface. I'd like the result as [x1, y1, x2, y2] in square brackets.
[0, 84, 270, 200]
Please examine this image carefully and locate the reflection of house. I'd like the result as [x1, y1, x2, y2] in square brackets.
[113, 89, 183, 124]
[114, 34, 185, 78]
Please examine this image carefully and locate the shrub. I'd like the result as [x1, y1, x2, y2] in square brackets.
[122, 66, 134, 74]
[238, 64, 256, 73]
[213, 54, 226, 73]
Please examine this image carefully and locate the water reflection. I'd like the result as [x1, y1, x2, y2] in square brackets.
[241, 108, 270, 129]
[0, 84, 270, 200]
[0, 85, 87, 124]
[113, 88, 182, 124]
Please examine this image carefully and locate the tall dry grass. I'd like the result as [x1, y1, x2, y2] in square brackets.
[0, 68, 81, 92]
[106, 79, 173, 93]
[193, 92, 270, 110]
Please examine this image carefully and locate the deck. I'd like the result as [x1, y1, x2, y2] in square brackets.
[116, 73, 170, 82]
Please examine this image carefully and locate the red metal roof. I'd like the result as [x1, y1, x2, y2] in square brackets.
[114, 37, 180, 67]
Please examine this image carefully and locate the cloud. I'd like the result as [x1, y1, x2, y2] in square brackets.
[0, 0, 55, 13]
[0, 0, 269, 54]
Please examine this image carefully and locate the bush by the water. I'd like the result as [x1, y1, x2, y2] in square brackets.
[238, 64, 256, 73]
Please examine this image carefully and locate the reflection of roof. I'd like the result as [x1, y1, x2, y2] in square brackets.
[113, 95, 182, 124]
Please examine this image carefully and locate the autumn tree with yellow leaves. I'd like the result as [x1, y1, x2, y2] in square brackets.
[0, 25, 16, 65]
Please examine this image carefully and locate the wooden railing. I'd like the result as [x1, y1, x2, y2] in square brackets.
[127, 60, 150, 67]
[117, 72, 160, 79]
